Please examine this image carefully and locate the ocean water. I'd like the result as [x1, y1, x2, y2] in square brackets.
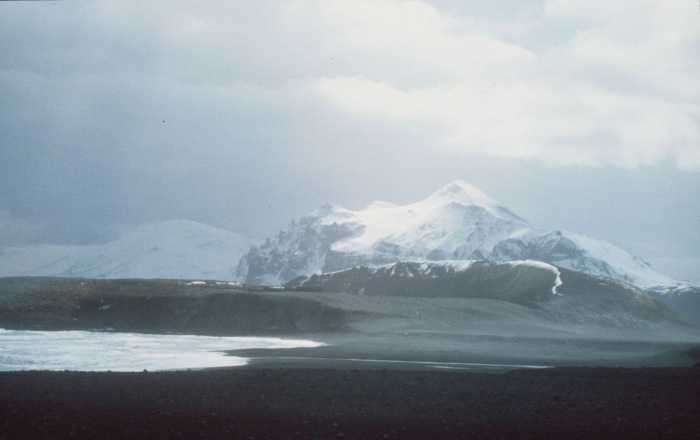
[0, 329, 324, 371]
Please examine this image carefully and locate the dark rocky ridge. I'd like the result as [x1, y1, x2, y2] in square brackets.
[292, 261, 679, 328]
[294, 261, 558, 303]
[0, 277, 352, 335]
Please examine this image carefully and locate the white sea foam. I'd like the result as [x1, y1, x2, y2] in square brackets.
[0, 329, 324, 372]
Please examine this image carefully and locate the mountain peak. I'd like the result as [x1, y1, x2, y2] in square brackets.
[424, 180, 528, 225]
[433, 180, 495, 202]
[427, 180, 500, 209]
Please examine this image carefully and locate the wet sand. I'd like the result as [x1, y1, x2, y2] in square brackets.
[1, 365, 699, 439]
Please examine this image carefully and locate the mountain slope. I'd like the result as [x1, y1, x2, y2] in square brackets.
[490, 229, 677, 288]
[29, 220, 250, 280]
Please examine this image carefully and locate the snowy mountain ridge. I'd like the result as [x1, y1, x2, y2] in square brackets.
[28, 219, 250, 280]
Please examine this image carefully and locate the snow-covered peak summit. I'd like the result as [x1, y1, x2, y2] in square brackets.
[428, 180, 497, 207]
[420, 180, 529, 225]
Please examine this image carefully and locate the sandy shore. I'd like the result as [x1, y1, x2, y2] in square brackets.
[2, 364, 699, 439]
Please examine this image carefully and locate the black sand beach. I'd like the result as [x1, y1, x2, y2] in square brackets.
[2, 365, 699, 440]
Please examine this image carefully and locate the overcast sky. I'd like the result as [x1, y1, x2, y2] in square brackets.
[1, 0, 698, 282]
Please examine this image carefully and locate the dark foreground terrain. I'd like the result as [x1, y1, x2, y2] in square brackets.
[2, 276, 699, 438]
[1, 366, 699, 440]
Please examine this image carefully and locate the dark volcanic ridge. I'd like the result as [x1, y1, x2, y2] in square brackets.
[292, 260, 683, 328]
[0, 277, 348, 336]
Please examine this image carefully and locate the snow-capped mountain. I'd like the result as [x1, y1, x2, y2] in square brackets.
[237, 181, 527, 285]
[29, 220, 250, 280]
[235, 180, 690, 294]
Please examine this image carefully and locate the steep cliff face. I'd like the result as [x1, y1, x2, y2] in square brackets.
[235, 208, 360, 286]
